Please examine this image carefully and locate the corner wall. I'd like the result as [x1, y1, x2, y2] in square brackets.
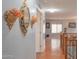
[2, 0, 36, 59]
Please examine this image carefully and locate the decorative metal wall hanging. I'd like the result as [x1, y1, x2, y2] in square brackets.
[4, 8, 21, 30]
[19, 0, 30, 36]
[31, 15, 37, 28]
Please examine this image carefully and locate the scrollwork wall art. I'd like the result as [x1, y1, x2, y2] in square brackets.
[4, 8, 21, 30]
[19, 0, 30, 36]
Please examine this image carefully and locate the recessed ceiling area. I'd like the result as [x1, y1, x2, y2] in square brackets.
[37, 0, 77, 19]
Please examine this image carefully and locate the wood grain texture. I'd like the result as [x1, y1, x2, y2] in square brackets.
[36, 38, 65, 59]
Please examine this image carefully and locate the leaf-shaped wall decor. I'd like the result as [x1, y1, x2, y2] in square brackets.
[4, 9, 18, 30]
[4, 8, 21, 31]
[19, 2, 30, 36]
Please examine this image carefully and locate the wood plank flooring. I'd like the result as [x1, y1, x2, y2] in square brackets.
[36, 38, 65, 59]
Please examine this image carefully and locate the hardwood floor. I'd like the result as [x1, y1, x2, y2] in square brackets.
[36, 38, 65, 59]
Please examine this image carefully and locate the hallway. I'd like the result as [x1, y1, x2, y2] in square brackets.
[2, 0, 77, 59]
[36, 38, 65, 59]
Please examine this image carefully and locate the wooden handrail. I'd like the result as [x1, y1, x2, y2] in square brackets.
[60, 33, 77, 59]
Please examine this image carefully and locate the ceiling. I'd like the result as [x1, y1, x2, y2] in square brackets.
[37, 0, 77, 19]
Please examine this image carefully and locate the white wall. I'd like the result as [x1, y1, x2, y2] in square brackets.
[35, 9, 45, 52]
[40, 10, 45, 52]
[46, 19, 77, 39]
[48, 19, 77, 33]
[2, 0, 36, 59]
[35, 12, 41, 52]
